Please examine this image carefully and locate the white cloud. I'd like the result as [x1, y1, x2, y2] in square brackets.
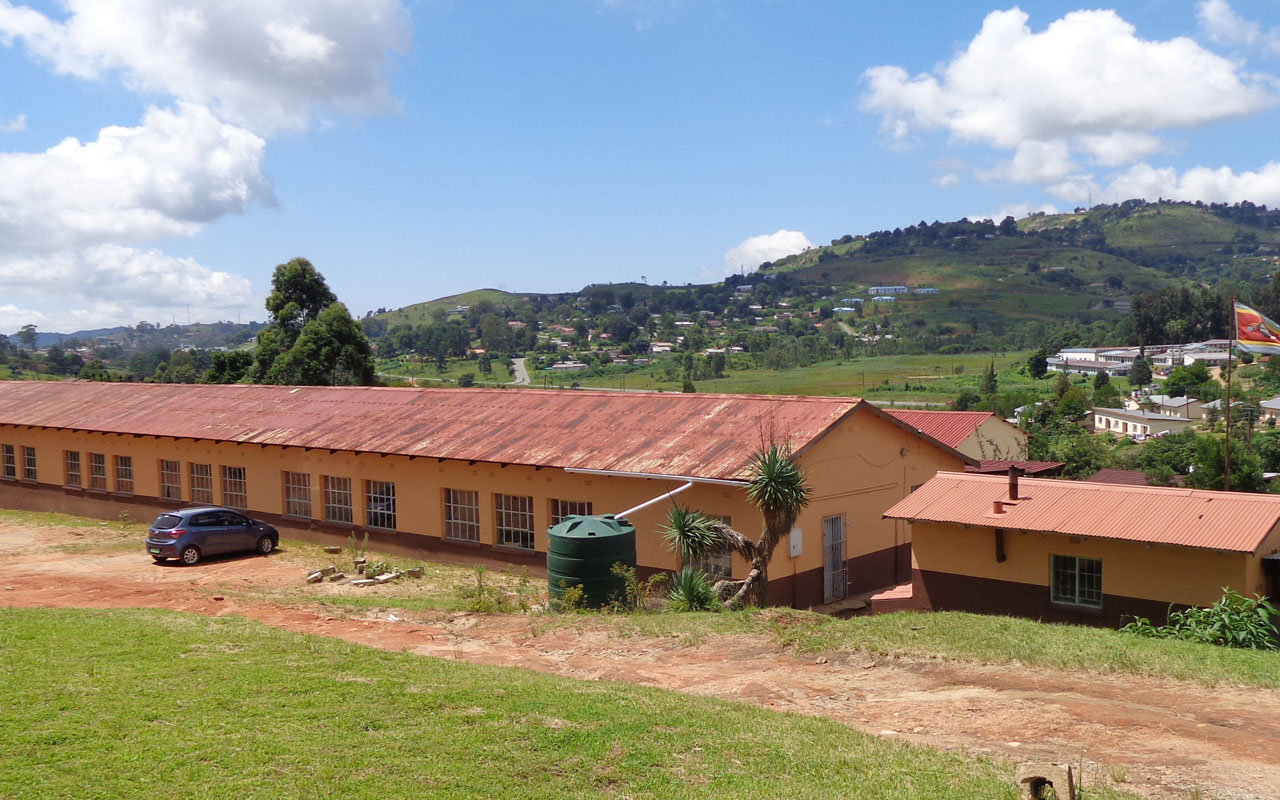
[1198, 0, 1280, 56]
[861, 7, 1274, 180]
[0, 104, 263, 330]
[0, 0, 411, 133]
[933, 173, 960, 188]
[0, 113, 24, 132]
[0, 103, 271, 252]
[1102, 161, 1280, 207]
[969, 202, 1060, 224]
[723, 230, 814, 273]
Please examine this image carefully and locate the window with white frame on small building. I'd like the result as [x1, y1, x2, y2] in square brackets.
[159, 459, 181, 500]
[365, 480, 396, 530]
[114, 455, 133, 494]
[221, 465, 247, 509]
[189, 463, 213, 505]
[1, 444, 14, 479]
[445, 489, 479, 541]
[1050, 554, 1102, 608]
[495, 493, 534, 550]
[323, 476, 354, 524]
[283, 472, 311, 518]
[88, 452, 107, 490]
[64, 451, 81, 488]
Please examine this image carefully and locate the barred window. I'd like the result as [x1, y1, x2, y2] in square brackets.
[114, 456, 134, 494]
[283, 472, 312, 518]
[221, 465, 247, 510]
[1050, 555, 1103, 609]
[159, 460, 182, 500]
[189, 463, 214, 505]
[686, 514, 732, 581]
[64, 451, 82, 488]
[88, 453, 107, 490]
[365, 480, 396, 530]
[495, 493, 534, 550]
[551, 499, 592, 527]
[22, 447, 37, 481]
[2, 445, 15, 479]
[323, 476, 353, 524]
[444, 489, 479, 542]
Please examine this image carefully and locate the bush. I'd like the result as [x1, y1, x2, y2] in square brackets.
[1122, 589, 1278, 650]
[667, 567, 717, 612]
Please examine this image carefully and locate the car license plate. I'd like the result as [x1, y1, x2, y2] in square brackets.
[149, 548, 162, 554]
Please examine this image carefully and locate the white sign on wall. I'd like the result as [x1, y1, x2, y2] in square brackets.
[789, 527, 803, 557]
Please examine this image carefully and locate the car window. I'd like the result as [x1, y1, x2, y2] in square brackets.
[191, 513, 219, 527]
[152, 514, 183, 530]
[219, 512, 249, 526]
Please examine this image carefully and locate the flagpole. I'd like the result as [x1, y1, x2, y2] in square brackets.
[1226, 297, 1235, 492]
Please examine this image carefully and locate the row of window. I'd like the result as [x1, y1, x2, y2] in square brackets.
[1, 444, 38, 482]
[63, 451, 135, 494]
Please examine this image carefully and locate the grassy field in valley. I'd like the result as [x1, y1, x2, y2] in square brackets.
[0, 607, 1110, 800]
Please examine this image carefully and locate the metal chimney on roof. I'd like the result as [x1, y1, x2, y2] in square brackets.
[992, 500, 1005, 514]
[1008, 465, 1023, 501]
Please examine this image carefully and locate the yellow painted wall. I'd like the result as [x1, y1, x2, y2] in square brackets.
[1245, 526, 1280, 598]
[795, 410, 967, 569]
[912, 520, 1256, 607]
[958, 418, 1028, 461]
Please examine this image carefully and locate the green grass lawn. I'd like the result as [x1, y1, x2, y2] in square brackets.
[0, 607, 1076, 800]
[590, 608, 1280, 690]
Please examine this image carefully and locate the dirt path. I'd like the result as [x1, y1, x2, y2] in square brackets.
[3, 523, 1279, 800]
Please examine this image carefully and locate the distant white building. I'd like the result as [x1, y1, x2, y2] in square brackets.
[912, 287, 939, 295]
[871, 296, 897, 303]
[867, 285, 909, 295]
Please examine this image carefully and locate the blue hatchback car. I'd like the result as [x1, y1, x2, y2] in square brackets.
[146, 507, 279, 565]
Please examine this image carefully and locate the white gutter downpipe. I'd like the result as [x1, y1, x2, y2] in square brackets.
[562, 467, 749, 520]
[617, 482, 694, 519]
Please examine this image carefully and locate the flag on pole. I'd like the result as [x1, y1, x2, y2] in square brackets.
[1234, 301, 1280, 355]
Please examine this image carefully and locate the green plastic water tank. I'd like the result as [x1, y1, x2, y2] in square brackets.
[547, 514, 637, 608]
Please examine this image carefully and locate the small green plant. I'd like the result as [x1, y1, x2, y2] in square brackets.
[1122, 589, 1278, 650]
[552, 581, 587, 613]
[607, 563, 669, 613]
[667, 567, 717, 612]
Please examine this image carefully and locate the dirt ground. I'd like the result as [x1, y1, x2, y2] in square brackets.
[3, 522, 1279, 800]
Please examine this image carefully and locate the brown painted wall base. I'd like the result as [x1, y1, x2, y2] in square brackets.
[914, 568, 1184, 628]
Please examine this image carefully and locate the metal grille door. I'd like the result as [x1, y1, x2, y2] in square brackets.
[823, 515, 847, 602]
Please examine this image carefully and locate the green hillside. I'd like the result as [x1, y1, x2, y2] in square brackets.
[372, 288, 531, 327]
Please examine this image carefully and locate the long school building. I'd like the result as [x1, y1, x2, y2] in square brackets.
[0, 382, 973, 607]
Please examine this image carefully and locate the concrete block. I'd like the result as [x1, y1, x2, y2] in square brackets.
[327, 573, 346, 582]
[351, 579, 377, 587]
[320, 565, 337, 576]
[323, 546, 343, 554]
[306, 571, 324, 584]
[405, 567, 423, 579]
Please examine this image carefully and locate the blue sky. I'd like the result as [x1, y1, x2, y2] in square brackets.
[2, 0, 1280, 332]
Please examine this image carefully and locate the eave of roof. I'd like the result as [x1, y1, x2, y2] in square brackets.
[881, 408, 1002, 451]
[883, 472, 1280, 553]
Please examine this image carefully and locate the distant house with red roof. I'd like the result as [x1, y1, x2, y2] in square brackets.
[883, 409, 1027, 461]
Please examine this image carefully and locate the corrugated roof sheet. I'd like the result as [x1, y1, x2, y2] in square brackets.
[882, 409, 997, 448]
[883, 472, 1280, 553]
[1084, 468, 1184, 487]
[966, 460, 1065, 476]
[0, 382, 875, 482]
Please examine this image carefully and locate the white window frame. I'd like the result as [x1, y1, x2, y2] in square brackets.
[22, 447, 37, 482]
[1050, 554, 1103, 609]
[323, 476, 354, 524]
[365, 480, 397, 530]
[444, 488, 479, 542]
[64, 451, 82, 488]
[551, 499, 592, 527]
[159, 459, 181, 500]
[189, 463, 214, 505]
[114, 455, 133, 494]
[221, 465, 247, 510]
[2, 444, 15, 480]
[495, 493, 535, 550]
[87, 452, 107, 491]
[283, 472, 312, 519]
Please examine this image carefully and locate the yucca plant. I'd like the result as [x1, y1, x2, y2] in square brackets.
[667, 567, 717, 612]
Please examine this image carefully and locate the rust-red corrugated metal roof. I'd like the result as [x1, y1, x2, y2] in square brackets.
[1085, 468, 1184, 487]
[882, 409, 998, 448]
[0, 382, 879, 482]
[883, 472, 1280, 553]
[965, 460, 1065, 476]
